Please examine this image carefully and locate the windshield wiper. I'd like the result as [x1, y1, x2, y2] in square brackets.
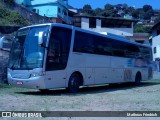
[10, 46, 24, 70]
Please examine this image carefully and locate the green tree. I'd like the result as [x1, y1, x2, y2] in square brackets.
[132, 8, 143, 19]
[82, 4, 95, 16]
[155, 13, 160, 24]
[143, 5, 153, 12]
[134, 24, 151, 33]
[142, 5, 154, 20]
[102, 9, 118, 17]
[83, 4, 92, 11]
[142, 10, 154, 20]
[103, 4, 118, 17]
[0, 0, 15, 6]
[0, 6, 28, 26]
[104, 4, 114, 10]
[94, 8, 103, 16]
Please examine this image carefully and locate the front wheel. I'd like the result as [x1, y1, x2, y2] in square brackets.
[67, 74, 80, 93]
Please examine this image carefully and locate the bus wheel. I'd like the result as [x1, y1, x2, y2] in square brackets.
[67, 74, 80, 93]
[39, 89, 49, 93]
[135, 72, 141, 86]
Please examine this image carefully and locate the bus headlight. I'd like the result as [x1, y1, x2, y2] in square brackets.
[30, 72, 45, 78]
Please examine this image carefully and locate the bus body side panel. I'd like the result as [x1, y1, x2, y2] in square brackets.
[67, 52, 88, 85]
[141, 68, 149, 80]
[44, 70, 67, 89]
[88, 54, 110, 84]
[43, 24, 74, 89]
[68, 53, 111, 86]
[110, 56, 125, 83]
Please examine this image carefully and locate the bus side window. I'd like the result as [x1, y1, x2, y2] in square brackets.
[48, 38, 61, 63]
[46, 26, 72, 71]
[125, 44, 140, 58]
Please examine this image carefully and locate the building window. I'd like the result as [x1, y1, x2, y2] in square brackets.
[101, 19, 132, 28]
[157, 30, 160, 35]
[32, 9, 36, 13]
[154, 47, 157, 54]
[63, 10, 67, 16]
[37, 9, 39, 14]
[74, 17, 81, 27]
[89, 18, 96, 28]
[58, 8, 61, 13]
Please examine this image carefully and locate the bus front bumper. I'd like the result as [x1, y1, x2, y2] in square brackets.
[8, 74, 46, 89]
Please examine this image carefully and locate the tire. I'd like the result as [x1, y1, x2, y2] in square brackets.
[67, 74, 80, 93]
[39, 89, 49, 93]
[135, 73, 141, 86]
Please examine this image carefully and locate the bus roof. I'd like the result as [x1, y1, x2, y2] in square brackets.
[19, 23, 151, 48]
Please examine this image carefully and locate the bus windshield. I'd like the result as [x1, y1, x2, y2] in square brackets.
[8, 25, 49, 70]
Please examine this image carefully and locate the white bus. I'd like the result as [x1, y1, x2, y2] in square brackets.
[8, 23, 152, 93]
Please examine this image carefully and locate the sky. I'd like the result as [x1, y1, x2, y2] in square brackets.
[68, 0, 160, 9]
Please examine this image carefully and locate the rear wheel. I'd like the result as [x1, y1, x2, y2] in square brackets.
[135, 72, 142, 86]
[67, 74, 80, 93]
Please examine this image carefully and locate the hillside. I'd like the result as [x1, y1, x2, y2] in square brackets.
[0, 1, 51, 34]
[0, 0, 50, 27]
[0, 5, 29, 26]
[0, 1, 29, 26]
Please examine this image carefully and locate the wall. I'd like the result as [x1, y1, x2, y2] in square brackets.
[152, 35, 160, 61]
[15, 0, 31, 6]
[15, 4, 51, 24]
[30, 0, 69, 22]
[81, 18, 133, 37]
[32, 5, 58, 17]
[31, 0, 67, 6]
[15, 0, 71, 24]
[57, 4, 68, 20]
[15, 0, 23, 4]
[1, 2, 51, 24]
[31, 0, 58, 5]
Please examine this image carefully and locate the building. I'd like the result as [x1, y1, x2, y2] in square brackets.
[15, 0, 31, 6]
[152, 21, 160, 78]
[74, 15, 138, 37]
[128, 33, 150, 44]
[152, 21, 160, 61]
[15, 0, 77, 24]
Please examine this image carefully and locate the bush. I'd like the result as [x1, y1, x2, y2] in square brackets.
[0, 5, 28, 26]
[0, 0, 15, 6]
[134, 24, 151, 33]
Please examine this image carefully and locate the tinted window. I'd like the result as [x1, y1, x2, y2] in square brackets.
[94, 36, 113, 55]
[89, 18, 96, 28]
[124, 43, 140, 58]
[46, 27, 72, 71]
[110, 39, 126, 57]
[73, 30, 151, 60]
[74, 31, 94, 54]
[139, 46, 152, 61]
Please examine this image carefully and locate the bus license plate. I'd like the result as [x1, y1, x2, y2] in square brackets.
[16, 81, 23, 85]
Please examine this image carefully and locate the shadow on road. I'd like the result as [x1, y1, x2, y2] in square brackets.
[15, 80, 160, 96]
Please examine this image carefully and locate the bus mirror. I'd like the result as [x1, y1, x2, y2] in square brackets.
[38, 32, 44, 46]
